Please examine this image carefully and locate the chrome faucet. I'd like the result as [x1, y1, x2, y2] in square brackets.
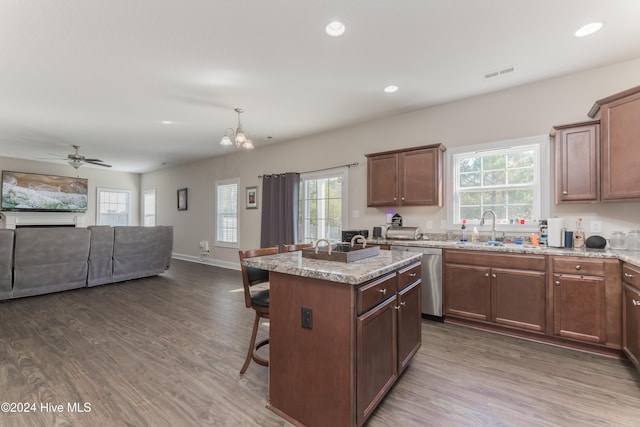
[480, 209, 497, 241]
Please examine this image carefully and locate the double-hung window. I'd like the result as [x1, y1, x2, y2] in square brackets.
[216, 178, 239, 247]
[298, 167, 348, 243]
[143, 189, 156, 226]
[97, 188, 131, 226]
[448, 135, 549, 230]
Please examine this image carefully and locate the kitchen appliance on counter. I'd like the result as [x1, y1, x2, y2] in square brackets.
[391, 245, 443, 321]
[341, 229, 369, 243]
[385, 226, 423, 240]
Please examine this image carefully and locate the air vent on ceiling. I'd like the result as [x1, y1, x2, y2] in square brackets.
[484, 65, 517, 80]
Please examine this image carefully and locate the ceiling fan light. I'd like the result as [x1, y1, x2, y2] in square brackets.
[220, 135, 233, 145]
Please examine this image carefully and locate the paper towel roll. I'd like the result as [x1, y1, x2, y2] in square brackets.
[547, 218, 565, 247]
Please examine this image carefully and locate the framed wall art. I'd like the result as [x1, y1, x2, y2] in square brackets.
[177, 188, 188, 211]
[246, 186, 258, 209]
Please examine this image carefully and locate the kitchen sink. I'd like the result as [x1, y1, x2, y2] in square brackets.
[301, 243, 380, 263]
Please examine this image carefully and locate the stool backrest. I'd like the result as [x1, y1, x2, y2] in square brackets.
[238, 247, 279, 308]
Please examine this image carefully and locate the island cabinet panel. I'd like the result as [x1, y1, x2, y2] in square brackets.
[397, 280, 422, 373]
[266, 259, 422, 427]
[268, 272, 356, 427]
[623, 263, 640, 371]
[357, 295, 397, 425]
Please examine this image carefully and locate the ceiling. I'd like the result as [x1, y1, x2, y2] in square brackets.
[2, 0, 640, 173]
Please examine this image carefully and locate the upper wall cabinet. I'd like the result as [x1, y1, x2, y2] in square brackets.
[588, 85, 640, 201]
[366, 144, 446, 207]
[551, 120, 600, 203]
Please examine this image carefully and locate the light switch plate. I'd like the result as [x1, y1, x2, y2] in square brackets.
[352, 210, 360, 218]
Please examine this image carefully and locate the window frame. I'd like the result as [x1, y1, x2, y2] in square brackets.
[142, 189, 156, 226]
[445, 134, 550, 233]
[215, 178, 239, 249]
[298, 166, 349, 244]
[96, 187, 132, 226]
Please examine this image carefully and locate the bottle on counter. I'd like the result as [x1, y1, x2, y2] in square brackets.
[573, 217, 585, 249]
[460, 219, 467, 242]
[472, 227, 480, 243]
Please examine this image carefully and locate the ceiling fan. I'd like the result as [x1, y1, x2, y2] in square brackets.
[60, 145, 112, 169]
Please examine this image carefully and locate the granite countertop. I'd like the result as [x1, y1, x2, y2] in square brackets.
[241, 250, 422, 285]
[367, 238, 640, 267]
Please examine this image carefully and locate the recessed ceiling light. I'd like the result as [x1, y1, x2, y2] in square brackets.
[325, 21, 346, 37]
[162, 121, 173, 124]
[574, 22, 603, 37]
[384, 85, 399, 94]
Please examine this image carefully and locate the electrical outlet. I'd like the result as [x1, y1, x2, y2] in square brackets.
[301, 306, 313, 329]
[426, 220, 433, 230]
[352, 210, 360, 218]
[591, 220, 602, 233]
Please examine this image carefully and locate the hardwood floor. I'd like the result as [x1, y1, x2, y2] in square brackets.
[1, 259, 639, 426]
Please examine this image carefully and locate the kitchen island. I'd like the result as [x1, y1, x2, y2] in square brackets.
[242, 249, 422, 427]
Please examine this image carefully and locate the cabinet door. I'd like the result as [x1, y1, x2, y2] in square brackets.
[367, 153, 398, 206]
[554, 122, 599, 202]
[444, 264, 491, 321]
[397, 280, 421, 373]
[553, 273, 606, 343]
[601, 91, 640, 201]
[357, 295, 397, 425]
[623, 283, 640, 371]
[492, 268, 546, 332]
[399, 147, 442, 206]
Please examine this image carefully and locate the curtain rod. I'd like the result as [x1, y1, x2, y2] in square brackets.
[258, 162, 359, 178]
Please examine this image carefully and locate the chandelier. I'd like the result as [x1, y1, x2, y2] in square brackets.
[220, 108, 254, 150]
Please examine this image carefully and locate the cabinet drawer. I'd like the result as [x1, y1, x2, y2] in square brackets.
[357, 273, 396, 315]
[623, 263, 640, 288]
[398, 262, 421, 291]
[553, 257, 604, 276]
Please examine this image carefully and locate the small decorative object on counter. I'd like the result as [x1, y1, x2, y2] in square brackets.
[539, 220, 548, 246]
[460, 219, 467, 242]
[564, 230, 574, 248]
[609, 231, 626, 250]
[573, 218, 585, 249]
[392, 213, 403, 227]
[530, 233, 540, 246]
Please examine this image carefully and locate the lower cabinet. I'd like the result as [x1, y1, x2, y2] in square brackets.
[356, 262, 421, 426]
[623, 263, 640, 371]
[444, 250, 546, 333]
[551, 256, 621, 348]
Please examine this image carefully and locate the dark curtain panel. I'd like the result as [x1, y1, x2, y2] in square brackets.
[260, 172, 300, 248]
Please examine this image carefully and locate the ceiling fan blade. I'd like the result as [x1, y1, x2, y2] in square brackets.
[85, 160, 112, 168]
[82, 157, 104, 162]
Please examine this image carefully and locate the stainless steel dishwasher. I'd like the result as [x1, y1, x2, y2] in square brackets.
[391, 246, 443, 321]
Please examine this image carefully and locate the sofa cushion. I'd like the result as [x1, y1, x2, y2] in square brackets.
[87, 225, 114, 287]
[112, 226, 171, 282]
[0, 229, 14, 299]
[13, 227, 91, 298]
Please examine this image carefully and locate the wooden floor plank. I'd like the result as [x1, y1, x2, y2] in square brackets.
[1, 259, 639, 426]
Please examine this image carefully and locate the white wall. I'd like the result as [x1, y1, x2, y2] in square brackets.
[0, 157, 140, 228]
[142, 58, 640, 267]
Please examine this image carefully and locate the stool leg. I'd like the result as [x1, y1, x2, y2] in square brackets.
[240, 312, 261, 374]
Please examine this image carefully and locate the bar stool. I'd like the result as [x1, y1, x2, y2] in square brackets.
[238, 246, 279, 374]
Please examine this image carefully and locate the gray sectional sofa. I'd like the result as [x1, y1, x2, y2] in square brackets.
[0, 225, 173, 301]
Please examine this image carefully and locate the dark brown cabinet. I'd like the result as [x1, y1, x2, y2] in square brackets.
[623, 263, 640, 371]
[589, 85, 640, 201]
[551, 256, 621, 348]
[444, 250, 546, 333]
[396, 264, 422, 373]
[366, 144, 445, 207]
[551, 120, 600, 203]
